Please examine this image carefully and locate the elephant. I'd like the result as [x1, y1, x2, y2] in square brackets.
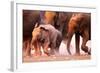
[66, 13, 91, 55]
[31, 23, 62, 56]
[56, 12, 73, 39]
[43, 11, 59, 29]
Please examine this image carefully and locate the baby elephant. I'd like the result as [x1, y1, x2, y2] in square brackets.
[31, 23, 62, 56]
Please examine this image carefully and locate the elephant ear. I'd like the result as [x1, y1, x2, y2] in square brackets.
[40, 27, 49, 32]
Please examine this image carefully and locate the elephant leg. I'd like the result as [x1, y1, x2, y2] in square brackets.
[81, 38, 88, 54]
[23, 41, 27, 57]
[54, 46, 59, 55]
[43, 42, 50, 56]
[33, 40, 41, 56]
[81, 31, 90, 54]
[67, 31, 74, 55]
[50, 48, 55, 55]
[49, 43, 56, 55]
[54, 47, 60, 56]
[75, 33, 80, 55]
[51, 35, 59, 55]
[25, 40, 31, 56]
[24, 39, 31, 57]
[37, 42, 41, 56]
[54, 36, 62, 55]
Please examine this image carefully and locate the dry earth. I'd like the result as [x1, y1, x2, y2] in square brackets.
[23, 35, 91, 63]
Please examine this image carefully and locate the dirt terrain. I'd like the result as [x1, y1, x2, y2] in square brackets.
[23, 55, 90, 63]
[23, 35, 91, 63]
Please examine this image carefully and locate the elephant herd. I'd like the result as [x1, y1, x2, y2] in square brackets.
[23, 10, 91, 57]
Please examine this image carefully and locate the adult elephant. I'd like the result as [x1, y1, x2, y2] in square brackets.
[66, 13, 91, 55]
[56, 12, 73, 39]
[23, 10, 41, 57]
[44, 11, 59, 28]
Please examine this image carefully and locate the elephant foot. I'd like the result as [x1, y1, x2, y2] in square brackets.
[44, 51, 50, 56]
[88, 48, 91, 55]
[54, 50, 60, 56]
[43, 48, 51, 56]
[67, 48, 71, 55]
[81, 46, 89, 54]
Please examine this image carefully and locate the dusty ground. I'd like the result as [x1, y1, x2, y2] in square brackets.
[23, 35, 91, 63]
[23, 55, 90, 63]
